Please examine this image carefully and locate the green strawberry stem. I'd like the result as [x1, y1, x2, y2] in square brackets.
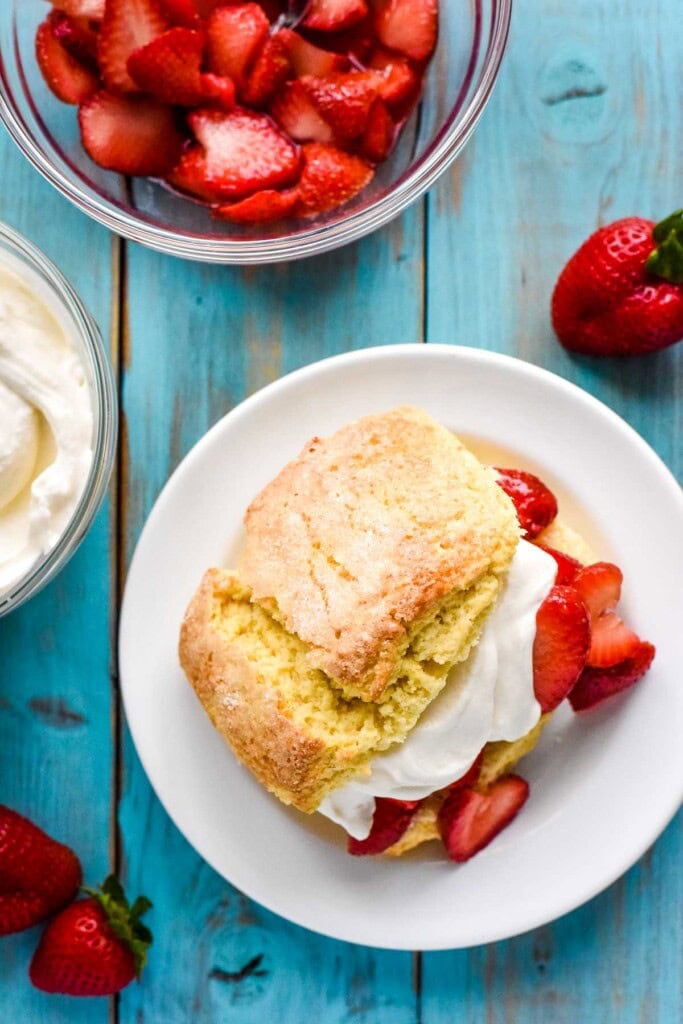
[83, 876, 153, 977]
[646, 209, 683, 283]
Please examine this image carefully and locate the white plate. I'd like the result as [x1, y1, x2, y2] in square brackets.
[119, 345, 683, 950]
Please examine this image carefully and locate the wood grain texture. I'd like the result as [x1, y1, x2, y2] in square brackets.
[422, 1, 682, 1021]
[117, 211, 424, 1024]
[0, 143, 116, 1022]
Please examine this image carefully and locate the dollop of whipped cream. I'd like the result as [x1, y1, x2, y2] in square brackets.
[0, 262, 93, 598]
[318, 540, 557, 839]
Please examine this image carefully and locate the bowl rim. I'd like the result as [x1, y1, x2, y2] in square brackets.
[0, 221, 118, 616]
[0, 0, 512, 264]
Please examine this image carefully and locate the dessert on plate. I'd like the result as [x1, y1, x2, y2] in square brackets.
[179, 406, 655, 861]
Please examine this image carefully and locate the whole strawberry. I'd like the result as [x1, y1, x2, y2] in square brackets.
[552, 210, 683, 356]
[0, 806, 82, 936]
[30, 875, 152, 997]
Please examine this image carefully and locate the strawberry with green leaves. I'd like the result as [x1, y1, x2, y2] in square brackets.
[30, 876, 153, 997]
[552, 210, 683, 356]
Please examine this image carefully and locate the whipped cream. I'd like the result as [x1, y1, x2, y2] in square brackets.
[319, 540, 557, 839]
[0, 261, 93, 598]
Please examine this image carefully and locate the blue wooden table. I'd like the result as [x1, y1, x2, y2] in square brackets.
[1, 0, 681, 1020]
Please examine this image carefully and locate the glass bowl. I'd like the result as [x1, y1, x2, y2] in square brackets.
[0, 1, 511, 264]
[0, 222, 117, 617]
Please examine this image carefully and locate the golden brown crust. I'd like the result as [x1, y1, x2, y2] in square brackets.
[179, 569, 333, 812]
[239, 406, 519, 701]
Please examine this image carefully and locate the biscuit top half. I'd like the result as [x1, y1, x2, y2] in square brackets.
[238, 406, 520, 701]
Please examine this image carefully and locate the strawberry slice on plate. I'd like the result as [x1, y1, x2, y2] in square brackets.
[572, 562, 641, 667]
[36, 19, 99, 105]
[271, 81, 334, 143]
[206, 4, 269, 85]
[347, 798, 419, 855]
[303, 0, 368, 33]
[168, 107, 300, 202]
[79, 89, 185, 175]
[213, 188, 298, 223]
[296, 142, 373, 216]
[99, 0, 169, 94]
[438, 776, 529, 863]
[587, 613, 641, 668]
[569, 642, 656, 712]
[533, 584, 591, 712]
[494, 467, 559, 539]
[534, 543, 583, 585]
[277, 29, 348, 78]
[375, 0, 438, 62]
[572, 562, 622, 620]
[302, 71, 380, 141]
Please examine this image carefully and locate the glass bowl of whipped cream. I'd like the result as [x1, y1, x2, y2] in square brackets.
[0, 222, 117, 616]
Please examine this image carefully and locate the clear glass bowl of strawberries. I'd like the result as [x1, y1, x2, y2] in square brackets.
[0, 0, 510, 263]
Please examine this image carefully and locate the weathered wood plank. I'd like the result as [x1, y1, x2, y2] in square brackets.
[422, 0, 682, 1020]
[117, 210, 424, 1023]
[0, 144, 116, 1021]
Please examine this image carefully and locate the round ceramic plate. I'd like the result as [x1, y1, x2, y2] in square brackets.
[119, 345, 683, 950]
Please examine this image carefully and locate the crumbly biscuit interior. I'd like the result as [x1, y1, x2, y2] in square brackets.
[212, 569, 500, 799]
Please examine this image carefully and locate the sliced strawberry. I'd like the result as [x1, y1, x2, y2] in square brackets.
[168, 107, 300, 201]
[158, 0, 200, 25]
[206, 4, 269, 85]
[572, 562, 622, 621]
[368, 47, 419, 109]
[308, 21, 375, 62]
[302, 71, 380, 141]
[127, 27, 207, 105]
[296, 142, 373, 216]
[569, 642, 656, 712]
[48, 11, 100, 66]
[200, 73, 237, 109]
[360, 98, 395, 162]
[446, 752, 484, 792]
[271, 81, 334, 143]
[79, 89, 184, 175]
[277, 29, 348, 78]
[533, 584, 591, 712]
[438, 776, 529, 863]
[347, 798, 419, 855]
[494, 467, 558, 540]
[36, 20, 99, 105]
[375, 0, 438, 62]
[213, 188, 297, 223]
[49, 0, 105, 18]
[98, 0, 169, 94]
[588, 612, 641, 668]
[241, 35, 290, 107]
[303, 0, 368, 33]
[532, 543, 582, 585]
[127, 27, 235, 109]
